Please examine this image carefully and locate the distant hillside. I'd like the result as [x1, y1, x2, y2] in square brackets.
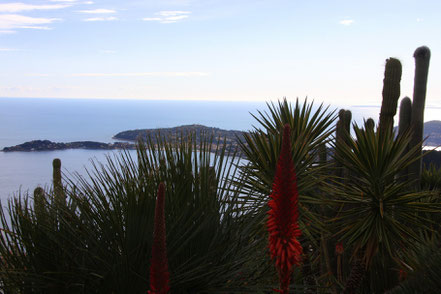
[113, 124, 246, 154]
[393, 120, 441, 146]
[423, 120, 441, 146]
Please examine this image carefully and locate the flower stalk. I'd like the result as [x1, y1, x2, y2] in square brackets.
[267, 124, 303, 293]
[148, 182, 170, 294]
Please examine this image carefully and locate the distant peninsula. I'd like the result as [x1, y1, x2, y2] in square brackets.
[2, 125, 247, 153]
[114, 124, 245, 143]
[2, 140, 135, 152]
[3, 121, 441, 153]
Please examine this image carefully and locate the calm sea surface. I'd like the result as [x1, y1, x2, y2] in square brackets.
[0, 97, 271, 202]
[2, 97, 438, 203]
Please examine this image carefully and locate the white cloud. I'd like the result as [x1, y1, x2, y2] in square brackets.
[0, 47, 17, 51]
[78, 8, 116, 14]
[0, 14, 61, 32]
[416, 18, 423, 22]
[71, 72, 208, 77]
[143, 10, 191, 23]
[142, 17, 161, 21]
[339, 19, 354, 26]
[165, 15, 189, 21]
[83, 16, 117, 22]
[157, 11, 190, 17]
[0, 2, 71, 13]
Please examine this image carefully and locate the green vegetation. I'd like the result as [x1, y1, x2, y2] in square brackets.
[1, 47, 440, 293]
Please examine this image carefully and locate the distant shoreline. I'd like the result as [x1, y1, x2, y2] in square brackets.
[4, 121, 441, 152]
[2, 124, 246, 153]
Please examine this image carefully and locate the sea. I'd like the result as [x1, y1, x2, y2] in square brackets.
[0, 97, 438, 204]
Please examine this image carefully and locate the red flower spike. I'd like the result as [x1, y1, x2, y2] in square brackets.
[335, 242, 344, 255]
[148, 182, 170, 294]
[267, 124, 303, 294]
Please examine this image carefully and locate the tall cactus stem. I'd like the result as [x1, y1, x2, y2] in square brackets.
[364, 118, 375, 132]
[335, 109, 351, 180]
[53, 158, 65, 206]
[409, 46, 431, 189]
[398, 97, 413, 181]
[33, 187, 46, 223]
[379, 58, 402, 136]
[398, 97, 412, 137]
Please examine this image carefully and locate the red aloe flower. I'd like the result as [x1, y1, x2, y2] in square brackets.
[335, 242, 344, 255]
[267, 124, 303, 294]
[148, 182, 170, 294]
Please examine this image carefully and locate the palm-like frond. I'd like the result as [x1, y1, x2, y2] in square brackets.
[238, 98, 336, 250]
[332, 125, 440, 267]
[0, 131, 277, 293]
[235, 98, 336, 291]
[240, 98, 336, 198]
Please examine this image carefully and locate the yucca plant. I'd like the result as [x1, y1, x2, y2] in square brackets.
[69, 132, 281, 293]
[237, 98, 336, 289]
[0, 131, 279, 293]
[331, 125, 441, 293]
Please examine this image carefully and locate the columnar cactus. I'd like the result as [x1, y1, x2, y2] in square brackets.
[379, 58, 402, 136]
[52, 158, 65, 205]
[335, 109, 352, 179]
[409, 46, 431, 189]
[364, 118, 375, 132]
[398, 97, 412, 137]
[33, 187, 46, 223]
[398, 97, 412, 181]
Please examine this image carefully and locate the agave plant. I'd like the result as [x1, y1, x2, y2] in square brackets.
[331, 125, 441, 293]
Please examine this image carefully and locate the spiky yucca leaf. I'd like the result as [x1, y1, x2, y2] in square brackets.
[332, 125, 441, 292]
[0, 131, 278, 293]
[240, 98, 335, 197]
[239, 99, 336, 240]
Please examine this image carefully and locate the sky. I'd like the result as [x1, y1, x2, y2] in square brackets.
[0, 0, 440, 109]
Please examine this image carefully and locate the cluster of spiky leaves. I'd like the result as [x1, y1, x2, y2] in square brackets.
[332, 125, 441, 292]
[267, 124, 303, 293]
[0, 133, 276, 293]
[239, 98, 336, 243]
[2, 97, 441, 294]
[231, 98, 340, 293]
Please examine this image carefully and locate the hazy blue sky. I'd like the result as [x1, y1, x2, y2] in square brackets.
[0, 0, 440, 108]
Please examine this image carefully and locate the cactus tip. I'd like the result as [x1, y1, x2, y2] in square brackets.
[53, 158, 61, 168]
[413, 46, 431, 59]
